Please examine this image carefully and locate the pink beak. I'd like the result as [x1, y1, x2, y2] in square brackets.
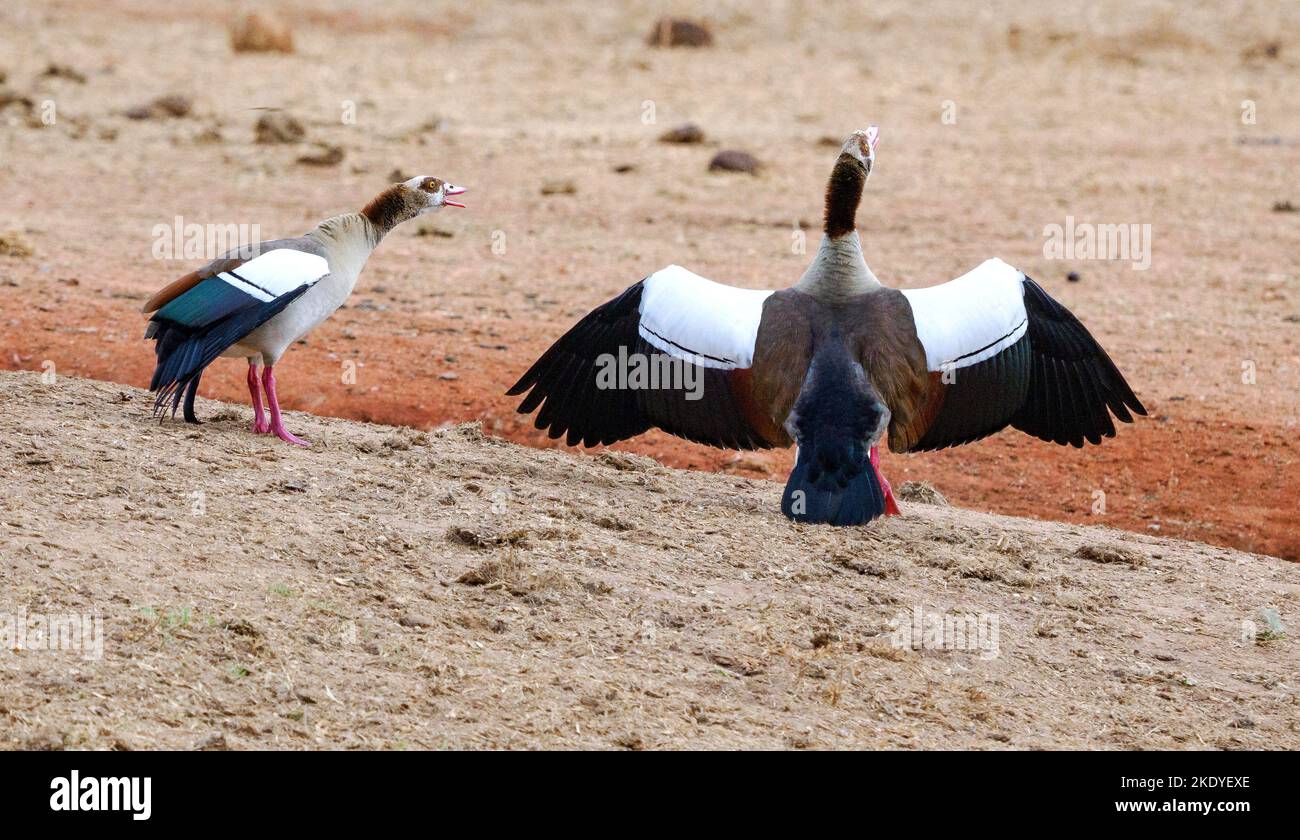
[445, 185, 467, 208]
[865, 124, 880, 155]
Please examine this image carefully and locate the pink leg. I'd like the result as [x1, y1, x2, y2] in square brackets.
[248, 362, 270, 434]
[870, 445, 901, 516]
[261, 365, 309, 446]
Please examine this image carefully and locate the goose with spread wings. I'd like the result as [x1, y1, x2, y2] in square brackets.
[509, 127, 1144, 525]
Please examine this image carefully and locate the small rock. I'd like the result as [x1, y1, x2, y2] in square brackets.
[438, 372, 459, 381]
[659, 122, 704, 144]
[896, 481, 948, 505]
[40, 64, 86, 83]
[297, 143, 344, 166]
[0, 88, 35, 114]
[195, 733, 228, 751]
[1256, 607, 1284, 639]
[152, 95, 192, 117]
[399, 612, 435, 629]
[0, 231, 34, 258]
[646, 17, 713, 48]
[1229, 716, 1256, 729]
[541, 179, 577, 196]
[708, 150, 760, 174]
[1073, 543, 1145, 567]
[230, 13, 294, 54]
[1066, 271, 1081, 282]
[613, 163, 637, 173]
[255, 112, 305, 144]
[1242, 41, 1281, 61]
[1272, 200, 1297, 213]
[125, 94, 192, 120]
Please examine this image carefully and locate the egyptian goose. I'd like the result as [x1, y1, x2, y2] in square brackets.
[142, 176, 466, 445]
[509, 127, 1145, 525]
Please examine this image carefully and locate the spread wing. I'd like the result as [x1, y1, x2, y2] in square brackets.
[890, 258, 1146, 452]
[508, 265, 778, 449]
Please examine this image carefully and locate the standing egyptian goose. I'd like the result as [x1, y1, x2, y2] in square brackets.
[509, 127, 1145, 525]
[143, 176, 466, 445]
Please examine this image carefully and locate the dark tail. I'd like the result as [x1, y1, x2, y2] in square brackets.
[781, 435, 886, 526]
[780, 332, 888, 526]
[147, 283, 309, 419]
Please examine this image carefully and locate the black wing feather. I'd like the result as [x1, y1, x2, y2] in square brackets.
[508, 280, 771, 450]
[1009, 277, 1146, 444]
[903, 275, 1144, 451]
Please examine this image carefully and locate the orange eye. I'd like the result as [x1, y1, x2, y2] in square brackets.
[423, 178, 439, 192]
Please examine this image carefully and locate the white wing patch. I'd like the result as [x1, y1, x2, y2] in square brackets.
[901, 258, 1028, 371]
[637, 265, 773, 370]
[218, 249, 330, 302]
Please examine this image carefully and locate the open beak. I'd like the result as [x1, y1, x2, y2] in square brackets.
[865, 124, 880, 155]
[444, 185, 467, 208]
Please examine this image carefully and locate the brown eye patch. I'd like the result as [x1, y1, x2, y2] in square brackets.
[422, 178, 442, 192]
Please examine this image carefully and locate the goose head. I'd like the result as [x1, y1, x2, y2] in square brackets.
[403, 175, 467, 213]
[362, 175, 468, 236]
[839, 125, 879, 177]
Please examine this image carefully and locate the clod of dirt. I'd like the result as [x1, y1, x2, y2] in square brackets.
[125, 95, 192, 120]
[709, 150, 760, 174]
[1242, 41, 1281, 61]
[1255, 606, 1284, 640]
[195, 733, 229, 751]
[896, 481, 948, 506]
[297, 143, 344, 166]
[0, 88, 34, 114]
[399, 612, 435, 628]
[706, 651, 764, 676]
[647, 17, 713, 48]
[40, 63, 86, 83]
[1272, 200, 1297, 213]
[1073, 543, 1146, 567]
[230, 13, 295, 54]
[830, 552, 903, 579]
[222, 618, 261, 638]
[254, 112, 305, 144]
[1067, 271, 1082, 282]
[447, 525, 531, 550]
[456, 554, 525, 586]
[810, 630, 836, 649]
[659, 122, 704, 144]
[0, 231, 34, 258]
[613, 163, 637, 173]
[24, 731, 64, 751]
[540, 179, 577, 196]
[594, 451, 664, 473]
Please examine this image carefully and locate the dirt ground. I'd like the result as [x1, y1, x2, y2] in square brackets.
[0, 370, 1296, 749]
[1, 1, 1297, 561]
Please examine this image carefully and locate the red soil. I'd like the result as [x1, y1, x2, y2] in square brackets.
[4, 291, 1295, 561]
